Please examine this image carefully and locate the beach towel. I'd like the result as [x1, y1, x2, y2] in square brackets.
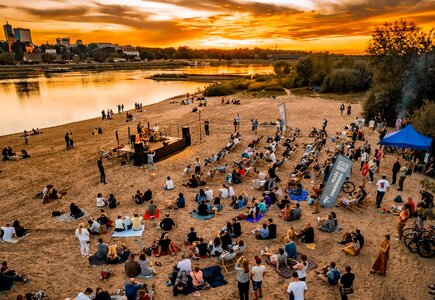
[144, 209, 160, 220]
[246, 213, 263, 223]
[88, 254, 127, 266]
[290, 190, 309, 201]
[111, 225, 145, 238]
[266, 254, 318, 278]
[202, 266, 228, 288]
[192, 212, 215, 220]
[55, 211, 89, 222]
[0, 233, 31, 244]
[152, 244, 181, 257]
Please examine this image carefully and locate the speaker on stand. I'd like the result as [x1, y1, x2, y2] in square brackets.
[182, 126, 191, 147]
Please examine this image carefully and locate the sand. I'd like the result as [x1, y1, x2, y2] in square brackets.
[0, 91, 434, 300]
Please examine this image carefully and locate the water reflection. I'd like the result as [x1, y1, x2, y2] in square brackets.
[15, 81, 40, 99]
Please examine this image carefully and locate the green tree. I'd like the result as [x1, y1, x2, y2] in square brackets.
[363, 19, 435, 123]
[273, 61, 291, 76]
[41, 53, 54, 63]
[0, 52, 15, 65]
[411, 101, 435, 137]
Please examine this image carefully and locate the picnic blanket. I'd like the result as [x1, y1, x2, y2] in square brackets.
[112, 225, 145, 238]
[1, 233, 30, 244]
[144, 209, 160, 220]
[246, 213, 264, 223]
[192, 212, 215, 220]
[289, 190, 309, 201]
[266, 254, 318, 278]
[55, 211, 89, 222]
[88, 255, 127, 266]
[202, 266, 228, 288]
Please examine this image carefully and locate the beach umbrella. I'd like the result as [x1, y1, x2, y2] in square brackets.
[116, 130, 119, 146]
[128, 127, 131, 144]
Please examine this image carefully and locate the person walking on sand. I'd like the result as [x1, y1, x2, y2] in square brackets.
[398, 163, 409, 191]
[370, 234, 390, 275]
[64, 132, 70, 150]
[204, 120, 210, 136]
[98, 157, 106, 184]
[340, 103, 345, 116]
[69, 132, 74, 148]
[391, 157, 401, 185]
[235, 113, 241, 130]
[251, 256, 266, 300]
[23, 130, 29, 145]
[75, 223, 90, 257]
[375, 174, 389, 208]
[235, 256, 250, 300]
[147, 151, 155, 171]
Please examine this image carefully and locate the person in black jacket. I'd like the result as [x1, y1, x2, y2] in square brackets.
[267, 218, 277, 239]
[391, 157, 401, 185]
[98, 157, 106, 184]
[339, 266, 355, 300]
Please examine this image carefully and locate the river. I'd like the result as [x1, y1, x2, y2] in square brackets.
[0, 64, 273, 136]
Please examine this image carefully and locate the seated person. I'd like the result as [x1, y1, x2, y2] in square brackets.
[318, 212, 338, 233]
[156, 233, 175, 256]
[342, 237, 361, 256]
[96, 193, 108, 208]
[0, 265, 28, 292]
[255, 223, 269, 240]
[96, 238, 109, 259]
[88, 218, 101, 235]
[176, 193, 186, 208]
[195, 189, 206, 203]
[97, 211, 111, 228]
[42, 184, 62, 203]
[231, 219, 242, 237]
[108, 194, 119, 209]
[278, 196, 291, 210]
[106, 244, 121, 264]
[297, 223, 315, 243]
[183, 175, 199, 188]
[340, 192, 359, 207]
[186, 227, 199, 244]
[131, 213, 143, 231]
[219, 185, 230, 199]
[183, 165, 193, 175]
[20, 149, 30, 159]
[12, 220, 28, 237]
[218, 248, 237, 262]
[124, 255, 139, 278]
[190, 266, 208, 290]
[337, 229, 364, 248]
[281, 203, 292, 220]
[146, 200, 158, 218]
[204, 188, 214, 201]
[143, 189, 152, 201]
[231, 169, 242, 184]
[219, 230, 233, 251]
[267, 219, 277, 239]
[316, 262, 341, 285]
[124, 215, 132, 230]
[290, 184, 304, 197]
[0, 224, 16, 242]
[289, 203, 302, 221]
[209, 237, 223, 257]
[192, 237, 209, 257]
[114, 216, 125, 232]
[134, 190, 144, 204]
[283, 237, 297, 259]
[70, 203, 84, 219]
[262, 248, 288, 269]
[195, 200, 212, 216]
[165, 176, 174, 190]
[160, 214, 175, 231]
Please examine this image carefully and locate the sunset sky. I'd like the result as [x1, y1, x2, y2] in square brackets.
[1, 0, 435, 54]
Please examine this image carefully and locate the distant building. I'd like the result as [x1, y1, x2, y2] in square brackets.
[56, 37, 70, 47]
[23, 53, 62, 62]
[75, 39, 83, 46]
[96, 43, 119, 49]
[45, 49, 57, 54]
[122, 46, 139, 57]
[3, 20, 15, 51]
[13, 28, 32, 43]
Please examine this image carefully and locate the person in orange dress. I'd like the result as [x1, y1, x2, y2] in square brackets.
[370, 234, 390, 275]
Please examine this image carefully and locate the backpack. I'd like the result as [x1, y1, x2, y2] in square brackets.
[394, 195, 403, 203]
[51, 211, 62, 217]
[328, 269, 341, 285]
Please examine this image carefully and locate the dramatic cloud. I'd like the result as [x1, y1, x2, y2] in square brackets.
[1, 0, 434, 53]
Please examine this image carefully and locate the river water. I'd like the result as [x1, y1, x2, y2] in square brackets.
[0, 65, 273, 136]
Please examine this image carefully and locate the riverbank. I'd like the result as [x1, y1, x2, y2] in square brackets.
[0, 91, 432, 299]
[150, 73, 248, 82]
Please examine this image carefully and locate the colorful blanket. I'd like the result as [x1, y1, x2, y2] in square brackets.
[144, 209, 160, 220]
[289, 190, 309, 201]
[111, 225, 145, 238]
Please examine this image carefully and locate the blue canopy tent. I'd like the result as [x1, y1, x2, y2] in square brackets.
[380, 124, 432, 151]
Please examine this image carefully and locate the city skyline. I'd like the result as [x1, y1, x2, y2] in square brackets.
[1, 0, 435, 53]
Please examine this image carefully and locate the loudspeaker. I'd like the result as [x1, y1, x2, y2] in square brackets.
[134, 151, 145, 166]
[134, 142, 144, 152]
[182, 126, 190, 137]
[130, 135, 136, 145]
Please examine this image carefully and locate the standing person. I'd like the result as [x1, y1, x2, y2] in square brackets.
[204, 120, 210, 136]
[235, 257, 250, 300]
[251, 119, 258, 134]
[98, 157, 106, 184]
[375, 174, 390, 208]
[233, 119, 238, 132]
[69, 132, 74, 148]
[340, 103, 345, 116]
[375, 147, 383, 171]
[391, 158, 401, 185]
[361, 161, 369, 186]
[370, 234, 391, 276]
[147, 151, 155, 171]
[65, 132, 70, 150]
[322, 118, 328, 131]
[121, 104, 124, 112]
[368, 158, 377, 183]
[360, 149, 367, 171]
[397, 203, 410, 240]
[398, 163, 409, 191]
[347, 104, 351, 115]
[235, 113, 241, 130]
[395, 117, 402, 130]
[194, 157, 201, 175]
[368, 118, 375, 134]
[339, 266, 355, 300]
[250, 257, 266, 300]
[75, 223, 90, 257]
[23, 130, 29, 145]
[287, 271, 308, 300]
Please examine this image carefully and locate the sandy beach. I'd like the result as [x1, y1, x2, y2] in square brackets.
[0, 91, 433, 300]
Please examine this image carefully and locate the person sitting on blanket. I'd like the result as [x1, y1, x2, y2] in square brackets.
[12, 220, 28, 238]
[209, 236, 223, 257]
[192, 237, 209, 258]
[231, 218, 242, 237]
[219, 184, 230, 198]
[246, 201, 261, 220]
[183, 175, 199, 188]
[290, 184, 304, 197]
[262, 248, 288, 269]
[131, 214, 143, 231]
[342, 237, 361, 256]
[267, 219, 277, 239]
[146, 200, 157, 218]
[165, 176, 174, 190]
[1, 224, 16, 242]
[70, 202, 84, 219]
[191, 266, 209, 290]
[97, 210, 112, 228]
[108, 194, 119, 209]
[263, 192, 272, 206]
[124, 215, 132, 230]
[337, 229, 365, 248]
[195, 189, 206, 203]
[134, 190, 144, 204]
[186, 227, 199, 244]
[96, 238, 108, 259]
[290, 254, 309, 281]
[316, 262, 340, 285]
[88, 218, 101, 235]
[218, 248, 237, 262]
[42, 184, 63, 203]
[138, 253, 156, 277]
[318, 211, 339, 233]
[255, 223, 269, 240]
[281, 203, 292, 220]
[114, 215, 125, 232]
[278, 195, 291, 210]
[258, 198, 267, 214]
[160, 214, 175, 231]
[107, 244, 121, 264]
[283, 237, 297, 259]
[219, 230, 233, 251]
[143, 189, 152, 201]
[156, 233, 175, 257]
[297, 223, 315, 244]
[96, 193, 108, 208]
[231, 169, 242, 184]
[195, 200, 214, 216]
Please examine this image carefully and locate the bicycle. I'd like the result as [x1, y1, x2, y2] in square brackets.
[309, 127, 327, 139]
[341, 178, 355, 194]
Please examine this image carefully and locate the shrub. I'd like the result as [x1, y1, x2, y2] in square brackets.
[205, 84, 234, 96]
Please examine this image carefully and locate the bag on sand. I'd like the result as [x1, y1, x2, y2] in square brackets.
[394, 195, 403, 203]
[51, 211, 62, 217]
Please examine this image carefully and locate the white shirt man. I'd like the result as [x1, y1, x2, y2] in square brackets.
[204, 188, 214, 201]
[376, 178, 390, 192]
[269, 152, 277, 163]
[228, 186, 235, 198]
[1, 225, 16, 241]
[219, 187, 229, 198]
[287, 274, 308, 300]
[177, 257, 192, 274]
[165, 178, 174, 190]
[89, 220, 100, 234]
[96, 196, 108, 207]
